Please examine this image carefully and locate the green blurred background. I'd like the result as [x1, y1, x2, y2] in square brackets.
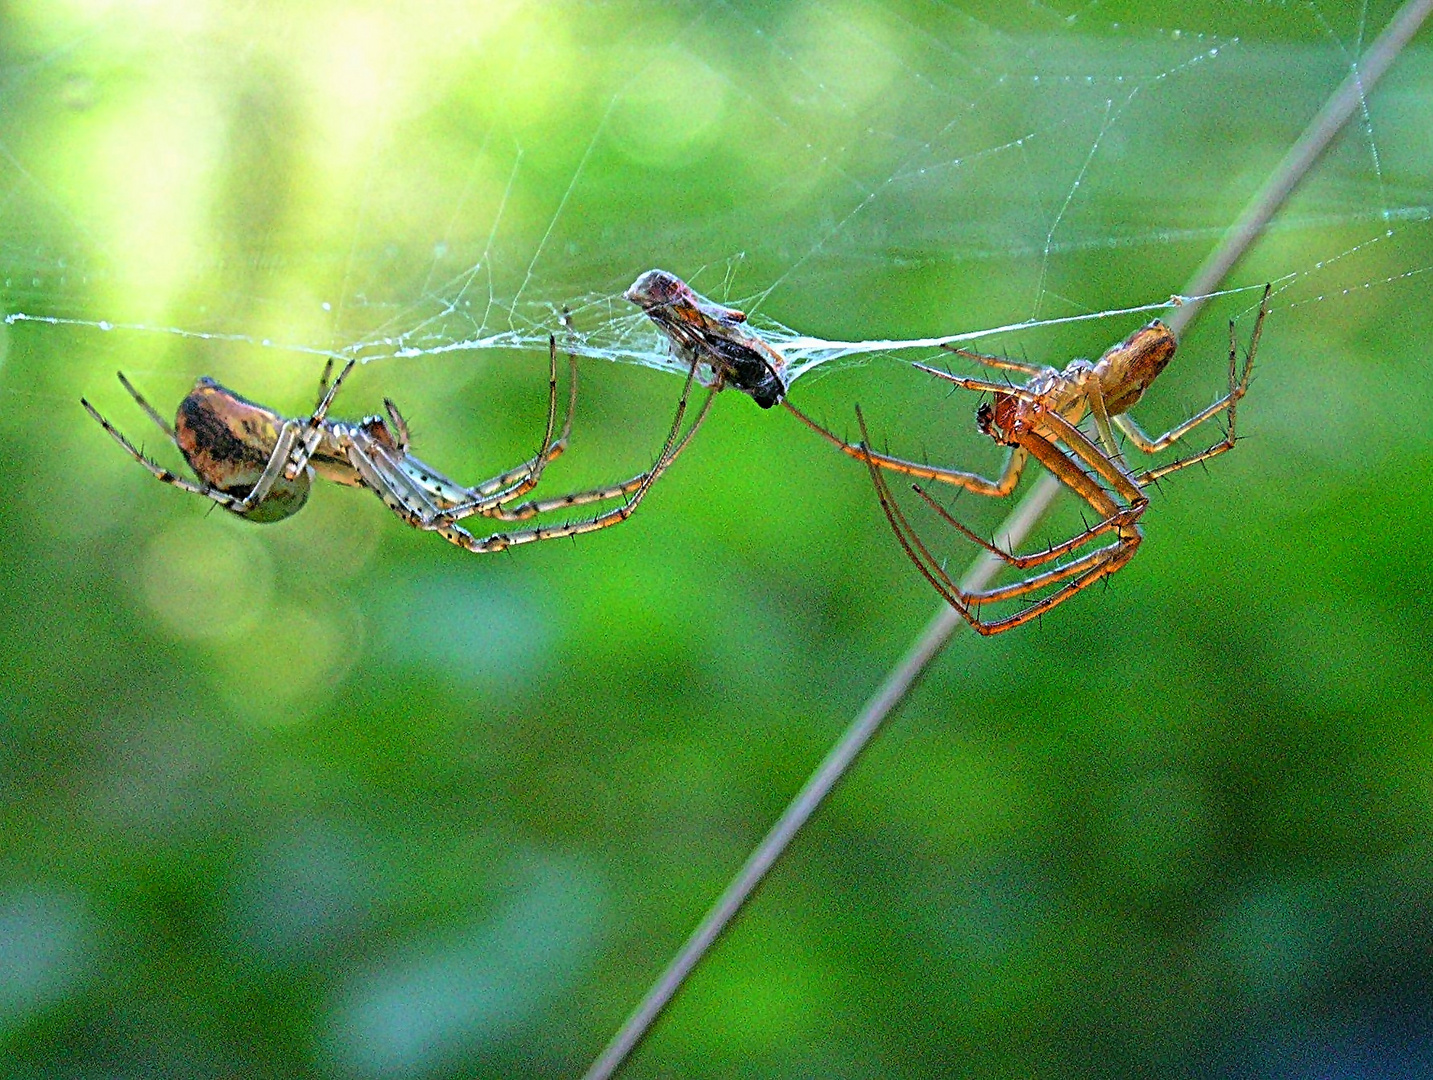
[3, 1, 1432, 1076]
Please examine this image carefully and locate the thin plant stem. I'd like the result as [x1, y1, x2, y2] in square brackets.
[580, 475, 1058, 1080]
[581, 5, 1432, 1076]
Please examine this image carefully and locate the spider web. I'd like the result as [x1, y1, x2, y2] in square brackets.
[2, 1, 1429, 400]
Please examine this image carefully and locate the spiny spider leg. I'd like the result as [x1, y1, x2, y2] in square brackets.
[907, 487, 1137, 608]
[940, 344, 1049, 377]
[348, 402, 563, 530]
[902, 402, 1148, 610]
[912, 482, 1131, 571]
[966, 541, 1136, 606]
[116, 372, 178, 440]
[416, 359, 715, 554]
[927, 404, 1146, 622]
[1126, 286, 1267, 485]
[863, 427, 1138, 635]
[784, 399, 1029, 496]
[80, 398, 247, 510]
[855, 406, 1020, 634]
[978, 539, 1139, 629]
[342, 435, 451, 528]
[908, 364, 1042, 401]
[903, 418, 1144, 599]
[1034, 409, 1143, 504]
[408, 337, 578, 519]
[483, 335, 579, 490]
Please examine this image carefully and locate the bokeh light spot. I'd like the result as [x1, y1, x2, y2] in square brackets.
[140, 519, 275, 643]
[323, 854, 605, 1077]
[610, 52, 729, 169]
[0, 888, 91, 1031]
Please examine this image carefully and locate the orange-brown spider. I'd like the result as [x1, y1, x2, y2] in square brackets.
[81, 337, 714, 551]
[787, 287, 1269, 634]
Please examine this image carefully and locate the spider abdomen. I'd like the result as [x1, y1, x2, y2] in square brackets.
[175, 378, 311, 521]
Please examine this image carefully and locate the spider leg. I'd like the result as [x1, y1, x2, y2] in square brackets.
[961, 426, 1143, 628]
[116, 372, 178, 441]
[854, 407, 1087, 636]
[393, 451, 487, 512]
[287, 358, 358, 479]
[81, 398, 245, 510]
[912, 482, 1134, 570]
[940, 344, 1049, 377]
[959, 536, 1138, 604]
[918, 423, 1142, 582]
[343, 430, 469, 526]
[1034, 411, 1144, 507]
[343, 436, 455, 531]
[910, 362, 1041, 402]
[1083, 383, 1130, 472]
[89, 373, 305, 516]
[442, 344, 709, 524]
[1124, 284, 1267, 485]
[315, 359, 336, 408]
[784, 399, 1028, 496]
[860, 400, 1145, 633]
[347, 417, 550, 530]
[383, 398, 411, 453]
[229, 420, 306, 512]
[874, 450, 1139, 636]
[963, 535, 1141, 634]
[483, 383, 717, 522]
[415, 336, 579, 518]
[355, 359, 711, 553]
[855, 412, 993, 632]
[435, 366, 714, 552]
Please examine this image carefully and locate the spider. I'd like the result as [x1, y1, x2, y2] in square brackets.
[785, 286, 1270, 634]
[81, 336, 715, 552]
[625, 269, 789, 409]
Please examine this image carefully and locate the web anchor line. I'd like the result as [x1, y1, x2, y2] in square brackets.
[578, 1, 1433, 1076]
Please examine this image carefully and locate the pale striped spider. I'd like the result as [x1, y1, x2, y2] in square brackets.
[788, 287, 1269, 634]
[81, 338, 713, 552]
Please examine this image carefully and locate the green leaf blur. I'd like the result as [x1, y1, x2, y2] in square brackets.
[2, 1, 1432, 1077]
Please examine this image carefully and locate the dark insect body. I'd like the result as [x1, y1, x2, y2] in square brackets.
[625, 269, 789, 409]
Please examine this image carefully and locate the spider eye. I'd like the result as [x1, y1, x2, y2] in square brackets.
[976, 401, 995, 435]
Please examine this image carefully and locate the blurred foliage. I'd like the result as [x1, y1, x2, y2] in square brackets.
[2, 1, 1433, 1077]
